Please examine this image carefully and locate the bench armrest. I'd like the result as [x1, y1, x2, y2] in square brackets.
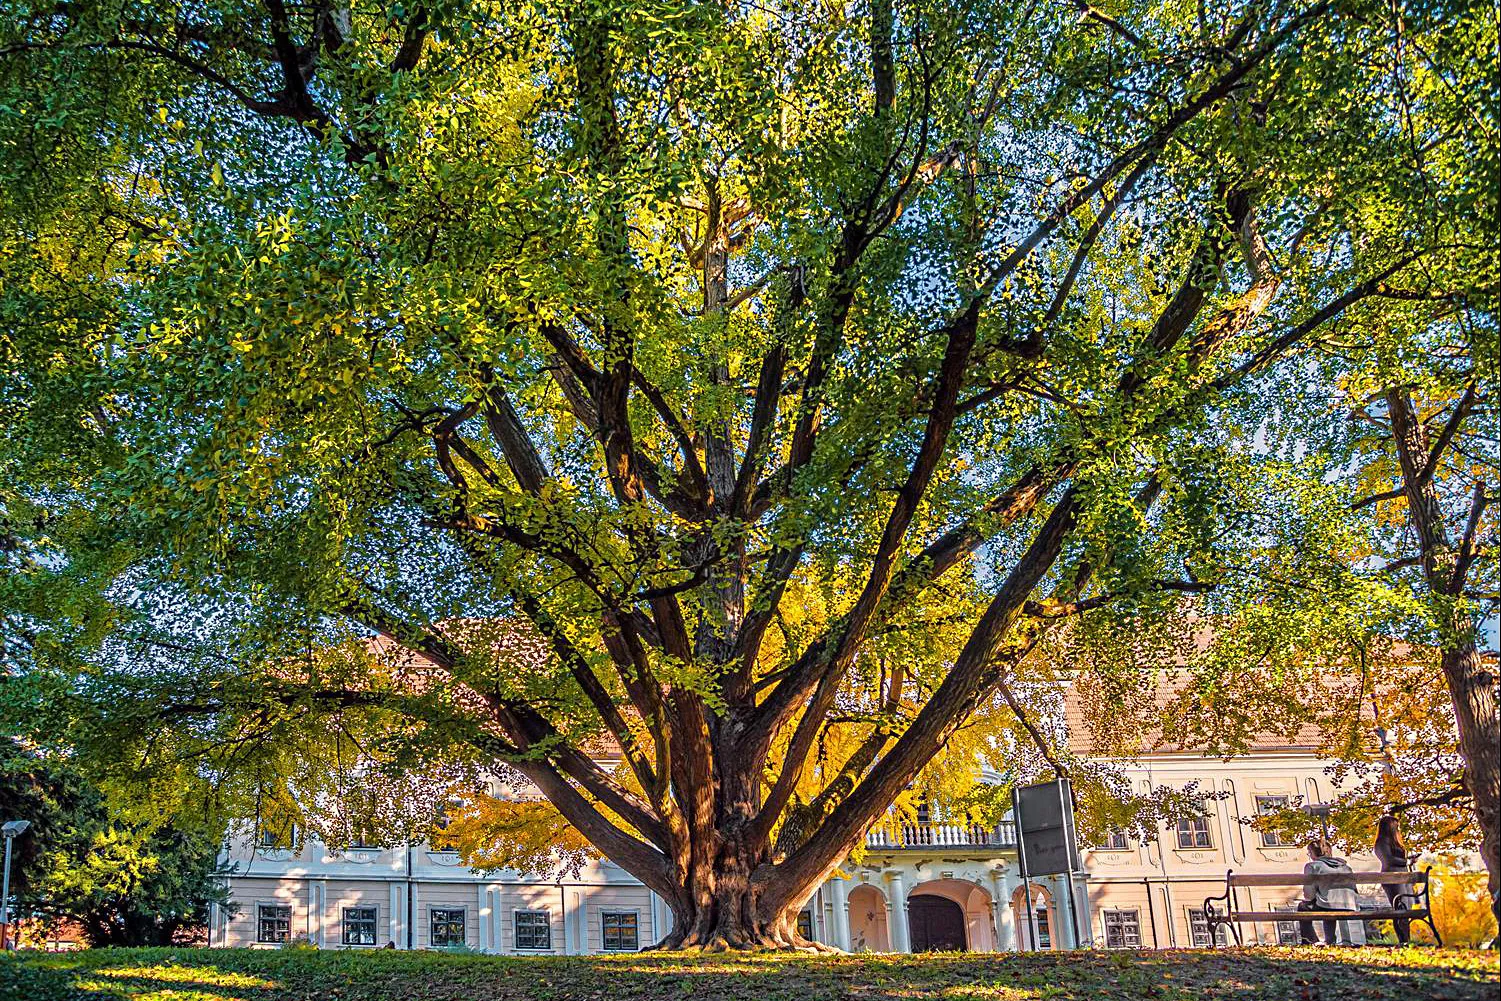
[1203, 870, 1234, 925]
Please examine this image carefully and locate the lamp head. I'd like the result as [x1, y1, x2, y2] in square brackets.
[2, 820, 30, 837]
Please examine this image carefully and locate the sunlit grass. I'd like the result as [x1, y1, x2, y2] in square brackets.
[90, 965, 278, 988]
[71, 979, 249, 1001]
[2, 945, 1496, 1001]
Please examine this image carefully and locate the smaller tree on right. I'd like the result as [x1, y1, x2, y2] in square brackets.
[1349, 374, 1498, 930]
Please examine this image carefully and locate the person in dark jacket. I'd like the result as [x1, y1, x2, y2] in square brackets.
[1374, 815, 1411, 945]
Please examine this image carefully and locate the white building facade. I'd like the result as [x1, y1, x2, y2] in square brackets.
[215, 817, 1097, 953]
[214, 751, 1381, 952]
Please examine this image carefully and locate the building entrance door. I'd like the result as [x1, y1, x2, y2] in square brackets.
[908, 893, 967, 951]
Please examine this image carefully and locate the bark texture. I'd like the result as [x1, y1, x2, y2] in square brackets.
[1386, 389, 1500, 929]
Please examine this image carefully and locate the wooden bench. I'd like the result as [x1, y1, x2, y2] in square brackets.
[1202, 869, 1439, 946]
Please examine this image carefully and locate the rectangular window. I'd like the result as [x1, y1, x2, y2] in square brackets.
[1272, 905, 1300, 945]
[514, 910, 551, 951]
[1176, 816, 1213, 849]
[1102, 909, 1142, 949]
[342, 906, 377, 946]
[257, 821, 296, 849]
[796, 910, 815, 941]
[1187, 907, 1228, 947]
[256, 904, 292, 944]
[1100, 830, 1129, 850]
[1255, 796, 1291, 847]
[600, 911, 639, 952]
[430, 908, 466, 948]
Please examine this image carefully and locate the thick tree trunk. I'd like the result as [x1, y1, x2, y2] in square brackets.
[1441, 643, 1501, 930]
[652, 847, 820, 951]
[1386, 389, 1500, 930]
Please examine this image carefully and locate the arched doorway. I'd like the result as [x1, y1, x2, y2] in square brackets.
[848, 883, 890, 952]
[1010, 883, 1055, 950]
[909, 894, 967, 951]
[907, 878, 997, 951]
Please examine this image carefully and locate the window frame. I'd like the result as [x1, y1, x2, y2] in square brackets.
[1271, 905, 1301, 945]
[1033, 904, 1052, 949]
[342, 905, 378, 946]
[1175, 815, 1213, 849]
[513, 909, 552, 952]
[1186, 907, 1228, 947]
[256, 821, 298, 850]
[429, 907, 467, 949]
[1254, 795, 1292, 847]
[600, 909, 640, 952]
[256, 903, 292, 944]
[1101, 908, 1142, 949]
[795, 909, 815, 941]
[1099, 829, 1129, 851]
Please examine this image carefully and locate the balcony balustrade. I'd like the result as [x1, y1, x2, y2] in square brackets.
[863, 820, 1017, 850]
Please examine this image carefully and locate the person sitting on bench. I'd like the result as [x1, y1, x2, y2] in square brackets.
[1298, 839, 1361, 945]
[1373, 815, 1412, 945]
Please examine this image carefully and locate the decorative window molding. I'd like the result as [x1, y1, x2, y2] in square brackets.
[514, 909, 551, 951]
[1271, 905, 1301, 945]
[430, 908, 467, 948]
[256, 904, 292, 944]
[1254, 796, 1292, 847]
[601, 910, 639, 952]
[1175, 816, 1213, 850]
[1187, 907, 1228, 948]
[343, 906, 378, 946]
[1102, 908, 1141, 949]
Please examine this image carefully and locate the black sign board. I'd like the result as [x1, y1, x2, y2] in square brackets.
[1012, 779, 1080, 877]
[1012, 778, 1083, 949]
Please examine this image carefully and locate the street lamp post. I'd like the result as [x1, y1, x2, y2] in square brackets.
[1, 819, 32, 950]
[1305, 804, 1332, 844]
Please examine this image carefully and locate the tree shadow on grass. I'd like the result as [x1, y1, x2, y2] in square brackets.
[2, 945, 1496, 1001]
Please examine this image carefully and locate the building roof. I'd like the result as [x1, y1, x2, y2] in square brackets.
[1060, 669, 1342, 758]
[1055, 622, 1397, 759]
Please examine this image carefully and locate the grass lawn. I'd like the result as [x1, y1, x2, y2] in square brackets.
[2, 946, 1497, 1001]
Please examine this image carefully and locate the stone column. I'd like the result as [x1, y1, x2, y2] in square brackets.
[991, 866, 1016, 951]
[884, 869, 910, 953]
[1049, 875, 1077, 949]
[827, 877, 851, 951]
[1072, 872, 1094, 949]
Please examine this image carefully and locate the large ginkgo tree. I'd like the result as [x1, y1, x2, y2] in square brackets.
[2, 0, 1494, 948]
